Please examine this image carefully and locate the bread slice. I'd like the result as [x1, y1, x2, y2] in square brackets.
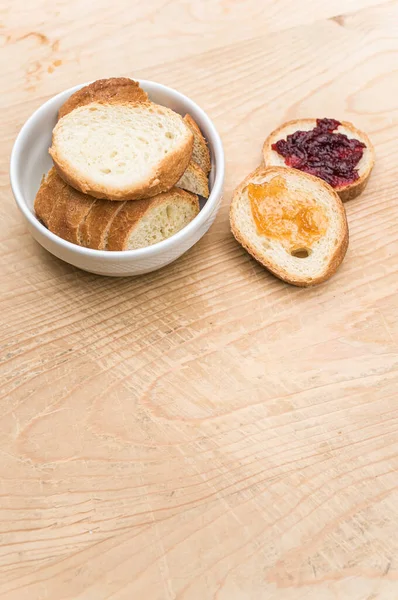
[80, 200, 126, 250]
[263, 119, 375, 202]
[50, 102, 194, 201]
[57, 85, 210, 200]
[230, 166, 348, 287]
[34, 167, 96, 245]
[107, 188, 199, 251]
[184, 114, 211, 174]
[58, 77, 148, 120]
[34, 168, 61, 224]
[176, 161, 209, 198]
[34, 170, 199, 251]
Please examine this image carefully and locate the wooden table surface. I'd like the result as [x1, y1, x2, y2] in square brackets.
[1, 1, 398, 598]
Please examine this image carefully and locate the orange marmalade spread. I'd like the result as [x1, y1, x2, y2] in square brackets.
[248, 176, 328, 250]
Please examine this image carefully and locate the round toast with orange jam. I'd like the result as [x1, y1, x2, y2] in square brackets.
[230, 166, 348, 287]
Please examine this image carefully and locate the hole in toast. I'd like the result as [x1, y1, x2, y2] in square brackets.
[291, 248, 311, 258]
[165, 132, 174, 139]
[110, 151, 118, 158]
[100, 168, 111, 174]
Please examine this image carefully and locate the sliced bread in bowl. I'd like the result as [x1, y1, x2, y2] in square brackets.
[34, 170, 199, 251]
[56, 82, 210, 200]
[50, 102, 194, 201]
[183, 114, 211, 174]
[80, 200, 126, 250]
[230, 166, 348, 287]
[177, 161, 209, 198]
[263, 118, 375, 202]
[107, 188, 199, 251]
[34, 167, 96, 245]
[34, 168, 61, 225]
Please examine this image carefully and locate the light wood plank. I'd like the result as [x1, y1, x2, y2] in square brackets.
[1, 0, 398, 598]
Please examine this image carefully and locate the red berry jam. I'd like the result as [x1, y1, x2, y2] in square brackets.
[271, 118, 366, 188]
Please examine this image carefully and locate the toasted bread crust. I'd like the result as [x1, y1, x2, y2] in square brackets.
[230, 166, 349, 287]
[34, 172, 199, 251]
[34, 168, 61, 225]
[334, 166, 372, 202]
[176, 160, 209, 198]
[263, 119, 375, 202]
[58, 78, 149, 120]
[50, 102, 194, 201]
[107, 188, 199, 251]
[80, 200, 126, 249]
[34, 168, 96, 245]
[184, 114, 211, 174]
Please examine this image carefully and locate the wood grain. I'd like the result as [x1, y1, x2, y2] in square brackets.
[1, 0, 398, 598]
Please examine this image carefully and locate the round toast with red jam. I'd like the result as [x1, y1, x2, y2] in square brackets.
[263, 118, 375, 202]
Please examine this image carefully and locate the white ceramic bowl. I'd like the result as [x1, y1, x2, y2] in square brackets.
[10, 80, 224, 276]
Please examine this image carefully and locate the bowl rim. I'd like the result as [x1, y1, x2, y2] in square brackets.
[10, 79, 224, 260]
